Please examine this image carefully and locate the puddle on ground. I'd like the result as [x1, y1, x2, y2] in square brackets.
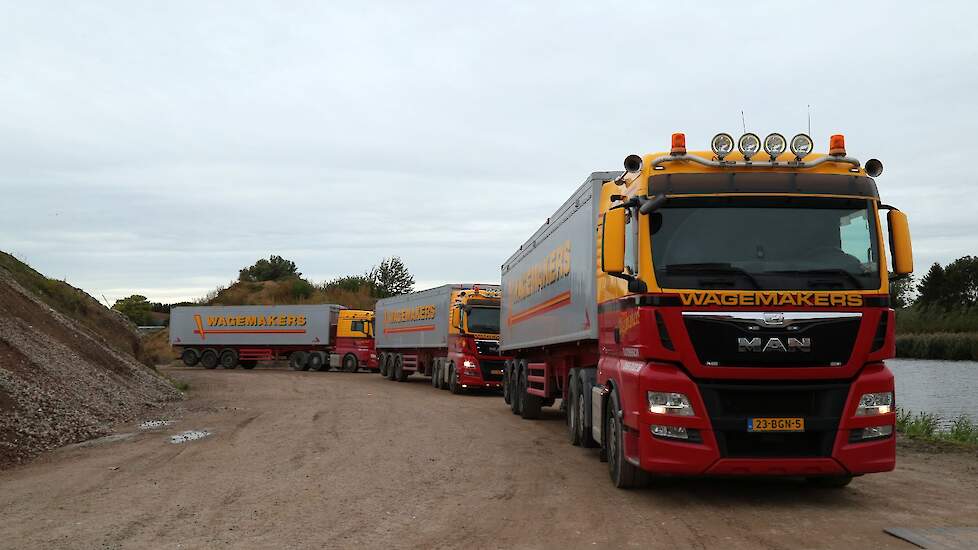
[169, 430, 211, 444]
[139, 420, 172, 430]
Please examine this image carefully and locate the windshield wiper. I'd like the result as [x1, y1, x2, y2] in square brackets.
[764, 269, 866, 289]
[664, 263, 761, 290]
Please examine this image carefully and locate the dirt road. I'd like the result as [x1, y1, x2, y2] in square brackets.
[1, 367, 976, 549]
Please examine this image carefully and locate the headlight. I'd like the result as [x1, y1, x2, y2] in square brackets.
[647, 392, 694, 416]
[463, 360, 474, 368]
[737, 133, 761, 159]
[764, 133, 786, 158]
[856, 392, 893, 416]
[790, 133, 814, 159]
[711, 133, 734, 160]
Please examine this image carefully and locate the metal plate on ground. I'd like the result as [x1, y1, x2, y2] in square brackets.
[884, 527, 978, 549]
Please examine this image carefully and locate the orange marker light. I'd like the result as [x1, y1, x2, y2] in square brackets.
[671, 133, 686, 155]
[829, 134, 846, 156]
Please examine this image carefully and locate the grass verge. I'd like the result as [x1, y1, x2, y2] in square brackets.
[895, 332, 978, 361]
[896, 409, 978, 449]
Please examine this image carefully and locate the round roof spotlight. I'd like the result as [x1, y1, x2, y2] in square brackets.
[865, 158, 884, 177]
[763, 133, 787, 159]
[711, 133, 734, 160]
[790, 133, 814, 159]
[738, 133, 761, 160]
[623, 154, 643, 173]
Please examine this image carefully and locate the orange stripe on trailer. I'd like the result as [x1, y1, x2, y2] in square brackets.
[508, 291, 572, 326]
[192, 329, 307, 335]
[383, 324, 436, 334]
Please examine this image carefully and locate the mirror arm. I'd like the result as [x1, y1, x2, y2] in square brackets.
[608, 271, 647, 293]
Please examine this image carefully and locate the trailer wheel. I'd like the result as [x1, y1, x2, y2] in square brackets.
[502, 360, 512, 404]
[431, 361, 440, 388]
[181, 349, 200, 367]
[307, 352, 325, 371]
[378, 353, 388, 377]
[577, 377, 597, 448]
[200, 349, 218, 370]
[519, 360, 542, 419]
[289, 351, 309, 371]
[219, 349, 239, 369]
[449, 364, 462, 394]
[395, 355, 409, 382]
[607, 390, 648, 489]
[806, 475, 854, 488]
[386, 354, 398, 381]
[240, 360, 257, 370]
[567, 370, 582, 446]
[510, 362, 523, 415]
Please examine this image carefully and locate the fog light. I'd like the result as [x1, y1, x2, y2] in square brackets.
[737, 133, 761, 159]
[856, 392, 893, 416]
[790, 133, 814, 159]
[647, 392, 694, 416]
[650, 425, 689, 440]
[850, 425, 893, 442]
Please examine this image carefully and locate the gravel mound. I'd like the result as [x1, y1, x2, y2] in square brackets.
[0, 269, 181, 468]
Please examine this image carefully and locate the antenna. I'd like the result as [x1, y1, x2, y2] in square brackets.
[741, 110, 747, 134]
[807, 104, 813, 137]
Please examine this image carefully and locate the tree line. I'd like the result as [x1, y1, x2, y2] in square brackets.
[113, 255, 414, 326]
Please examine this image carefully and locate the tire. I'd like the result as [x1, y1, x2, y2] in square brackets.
[449, 364, 462, 394]
[378, 353, 388, 377]
[578, 376, 597, 448]
[181, 349, 200, 367]
[307, 352, 325, 372]
[607, 390, 648, 489]
[519, 361, 542, 419]
[395, 355, 408, 382]
[200, 349, 218, 370]
[502, 360, 512, 404]
[386, 354, 397, 380]
[289, 351, 309, 371]
[568, 370, 582, 446]
[219, 349, 238, 370]
[431, 361, 440, 388]
[510, 362, 523, 415]
[240, 360, 257, 370]
[807, 476, 854, 488]
[342, 354, 358, 372]
[437, 360, 448, 390]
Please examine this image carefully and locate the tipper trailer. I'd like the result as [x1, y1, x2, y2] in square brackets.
[375, 284, 510, 393]
[500, 132, 913, 488]
[171, 305, 375, 371]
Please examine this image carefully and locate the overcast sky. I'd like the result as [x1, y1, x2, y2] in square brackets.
[1, 1, 976, 304]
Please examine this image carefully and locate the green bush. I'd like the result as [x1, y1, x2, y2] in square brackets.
[895, 333, 978, 360]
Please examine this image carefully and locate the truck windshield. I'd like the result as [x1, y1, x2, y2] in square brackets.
[466, 307, 500, 334]
[650, 196, 880, 291]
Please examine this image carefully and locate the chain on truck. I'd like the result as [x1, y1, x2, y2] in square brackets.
[170, 305, 378, 372]
[500, 132, 913, 488]
[374, 284, 511, 393]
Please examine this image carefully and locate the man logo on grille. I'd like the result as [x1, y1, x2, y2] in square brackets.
[738, 337, 811, 352]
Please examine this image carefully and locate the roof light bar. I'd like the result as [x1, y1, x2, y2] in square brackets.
[711, 133, 734, 160]
[763, 133, 786, 159]
[790, 133, 814, 160]
[737, 133, 761, 160]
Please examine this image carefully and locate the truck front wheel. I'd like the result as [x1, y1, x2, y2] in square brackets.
[342, 354, 358, 372]
[607, 390, 648, 489]
[449, 364, 462, 395]
[200, 349, 218, 370]
[181, 349, 200, 367]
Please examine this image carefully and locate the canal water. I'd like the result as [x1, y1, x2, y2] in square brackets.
[889, 358, 978, 424]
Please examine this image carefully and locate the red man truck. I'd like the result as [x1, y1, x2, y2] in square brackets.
[501, 132, 913, 488]
[331, 309, 378, 372]
[375, 284, 509, 393]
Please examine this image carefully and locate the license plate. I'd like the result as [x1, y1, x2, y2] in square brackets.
[747, 417, 805, 432]
[491, 369, 503, 375]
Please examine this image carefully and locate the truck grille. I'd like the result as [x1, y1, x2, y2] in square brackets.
[683, 314, 860, 367]
[479, 359, 506, 382]
[697, 381, 849, 458]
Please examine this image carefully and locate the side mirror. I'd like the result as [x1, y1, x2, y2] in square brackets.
[887, 210, 913, 275]
[601, 209, 626, 274]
